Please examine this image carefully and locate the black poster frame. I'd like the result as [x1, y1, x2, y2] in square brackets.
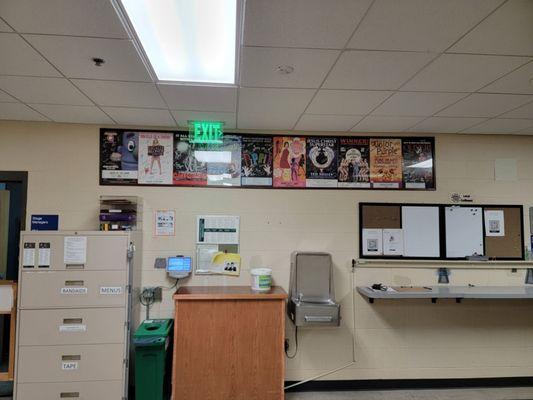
[99, 128, 436, 191]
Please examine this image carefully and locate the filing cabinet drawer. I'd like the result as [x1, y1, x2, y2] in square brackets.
[20, 270, 127, 309]
[17, 344, 124, 383]
[21, 234, 128, 271]
[17, 380, 124, 400]
[19, 308, 126, 346]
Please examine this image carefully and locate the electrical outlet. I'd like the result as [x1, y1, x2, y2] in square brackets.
[153, 287, 162, 302]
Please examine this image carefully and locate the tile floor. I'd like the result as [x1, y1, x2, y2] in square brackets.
[285, 387, 533, 400]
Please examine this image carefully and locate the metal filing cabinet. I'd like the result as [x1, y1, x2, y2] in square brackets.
[14, 231, 142, 400]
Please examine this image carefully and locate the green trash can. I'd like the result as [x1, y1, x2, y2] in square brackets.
[134, 319, 174, 400]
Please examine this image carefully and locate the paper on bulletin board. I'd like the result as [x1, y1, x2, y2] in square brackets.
[154, 210, 175, 236]
[362, 229, 383, 256]
[64, 236, 87, 264]
[197, 215, 239, 244]
[484, 210, 505, 237]
[383, 229, 404, 256]
[195, 244, 241, 276]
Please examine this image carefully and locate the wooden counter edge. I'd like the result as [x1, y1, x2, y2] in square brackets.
[173, 285, 287, 301]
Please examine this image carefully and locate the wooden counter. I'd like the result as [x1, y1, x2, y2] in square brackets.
[172, 286, 288, 400]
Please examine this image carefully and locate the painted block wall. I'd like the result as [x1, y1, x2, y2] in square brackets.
[1, 120, 533, 381]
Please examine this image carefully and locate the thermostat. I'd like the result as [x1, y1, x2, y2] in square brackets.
[167, 256, 192, 279]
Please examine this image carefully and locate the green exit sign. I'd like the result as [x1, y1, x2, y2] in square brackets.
[188, 121, 224, 144]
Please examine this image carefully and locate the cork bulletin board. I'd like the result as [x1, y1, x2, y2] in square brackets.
[359, 202, 524, 260]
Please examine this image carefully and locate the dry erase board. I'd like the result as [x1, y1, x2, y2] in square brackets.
[359, 202, 524, 260]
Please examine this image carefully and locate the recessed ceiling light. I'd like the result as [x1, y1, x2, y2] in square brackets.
[275, 65, 295, 75]
[115, 0, 244, 85]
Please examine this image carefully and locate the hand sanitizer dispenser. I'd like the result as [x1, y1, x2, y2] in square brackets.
[288, 252, 340, 327]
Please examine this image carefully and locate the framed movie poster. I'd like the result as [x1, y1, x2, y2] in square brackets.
[241, 136, 273, 186]
[369, 138, 403, 189]
[338, 137, 370, 188]
[173, 133, 207, 186]
[138, 132, 174, 185]
[402, 138, 435, 189]
[273, 136, 306, 188]
[306, 137, 338, 187]
[100, 130, 138, 184]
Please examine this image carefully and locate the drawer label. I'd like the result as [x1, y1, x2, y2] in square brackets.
[60, 287, 87, 295]
[59, 324, 87, 333]
[61, 361, 78, 371]
[100, 286, 123, 295]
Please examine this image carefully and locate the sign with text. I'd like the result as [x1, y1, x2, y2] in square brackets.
[189, 121, 224, 144]
[31, 214, 59, 231]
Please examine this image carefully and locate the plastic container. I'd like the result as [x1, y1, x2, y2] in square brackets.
[250, 268, 272, 292]
[134, 319, 173, 400]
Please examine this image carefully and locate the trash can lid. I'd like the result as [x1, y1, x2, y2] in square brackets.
[134, 318, 173, 339]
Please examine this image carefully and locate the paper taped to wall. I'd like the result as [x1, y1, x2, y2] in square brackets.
[485, 210, 505, 237]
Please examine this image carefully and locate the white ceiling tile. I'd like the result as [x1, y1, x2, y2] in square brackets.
[409, 116, 487, 133]
[294, 114, 363, 131]
[307, 90, 392, 115]
[158, 85, 237, 113]
[241, 47, 339, 88]
[0, 33, 60, 77]
[25, 35, 151, 82]
[0, 76, 91, 105]
[437, 93, 533, 117]
[1, 0, 128, 38]
[349, 0, 502, 52]
[102, 107, 176, 127]
[0, 103, 48, 121]
[323, 51, 435, 90]
[244, 0, 372, 49]
[480, 61, 533, 94]
[0, 18, 13, 32]
[0, 90, 17, 103]
[72, 80, 166, 108]
[351, 116, 424, 132]
[461, 118, 533, 134]
[403, 54, 531, 92]
[237, 87, 315, 129]
[500, 101, 533, 119]
[450, 0, 533, 56]
[30, 104, 113, 124]
[372, 92, 467, 116]
[171, 111, 236, 129]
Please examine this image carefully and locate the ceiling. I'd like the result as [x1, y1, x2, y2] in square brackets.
[0, 0, 532, 135]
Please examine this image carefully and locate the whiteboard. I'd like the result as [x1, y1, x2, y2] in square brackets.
[402, 206, 440, 257]
[445, 207, 483, 258]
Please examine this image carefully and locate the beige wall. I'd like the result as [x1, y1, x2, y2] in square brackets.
[1, 120, 533, 381]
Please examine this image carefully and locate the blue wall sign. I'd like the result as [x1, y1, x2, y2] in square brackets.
[31, 215, 59, 231]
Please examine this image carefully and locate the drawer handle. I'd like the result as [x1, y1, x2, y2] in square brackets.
[304, 316, 333, 322]
[66, 264, 85, 269]
[60, 392, 80, 398]
[64, 280, 84, 286]
[62, 355, 81, 361]
[63, 318, 83, 324]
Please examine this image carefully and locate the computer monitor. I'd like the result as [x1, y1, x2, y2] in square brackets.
[167, 256, 192, 279]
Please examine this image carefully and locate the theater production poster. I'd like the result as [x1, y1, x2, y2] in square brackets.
[337, 137, 370, 188]
[402, 138, 435, 189]
[306, 137, 338, 187]
[138, 132, 173, 185]
[173, 133, 207, 186]
[206, 135, 242, 187]
[100, 130, 138, 184]
[369, 138, 403, 188]
[273, 136, 306, 188]
[241, 136, 273, 186]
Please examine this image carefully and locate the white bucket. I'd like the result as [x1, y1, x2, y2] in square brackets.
[250, 268, 272, 292]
